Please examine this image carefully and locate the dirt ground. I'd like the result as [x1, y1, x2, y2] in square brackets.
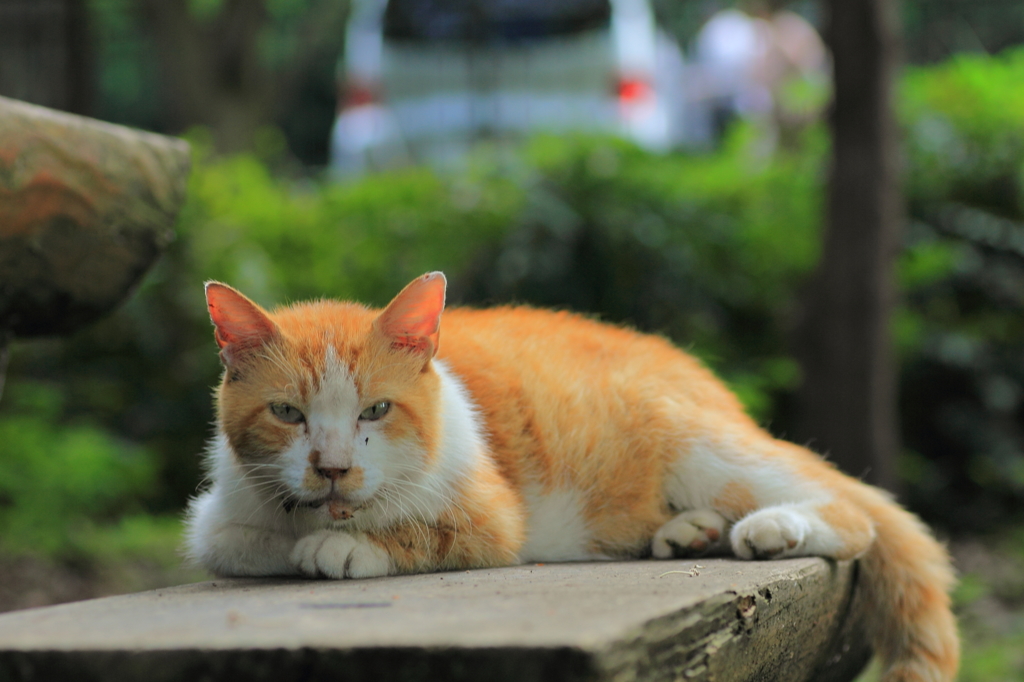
[0, 555, 207, 614]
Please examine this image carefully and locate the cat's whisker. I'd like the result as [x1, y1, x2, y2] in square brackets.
[219, 480, 278, 500]
[381, 463, 471, 525]
[387, 466, 475, 532]
[405, 491, 450, 550]
[381, 486, 432, 546]
[241, 483, 293, 525]
[230, 478, 287, 491]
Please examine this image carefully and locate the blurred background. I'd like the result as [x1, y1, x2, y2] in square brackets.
[1, 0, 1024, 678]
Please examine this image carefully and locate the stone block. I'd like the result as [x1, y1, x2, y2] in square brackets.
[0, 96, 190, 337]
[0, 559, 871, 682]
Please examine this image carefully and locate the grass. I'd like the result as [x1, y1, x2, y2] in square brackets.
[0, 515, 207, 613]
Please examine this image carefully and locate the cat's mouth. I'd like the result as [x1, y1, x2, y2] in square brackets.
[282, 494, 367, 521]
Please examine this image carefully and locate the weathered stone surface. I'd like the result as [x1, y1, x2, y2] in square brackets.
[0, 558, 871, 682]
[0, 95, 190, 337]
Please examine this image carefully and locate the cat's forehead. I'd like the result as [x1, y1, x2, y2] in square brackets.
[271, 299, 374, 330]
[272, 301, 373, 367]
[266, 299, 410, 397]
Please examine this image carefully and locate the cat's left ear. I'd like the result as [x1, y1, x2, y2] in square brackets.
[205, 282, 279, 366]
[374, 271, 446, 360]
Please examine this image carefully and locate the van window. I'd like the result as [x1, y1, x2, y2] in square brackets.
[383, 0, 612, 43]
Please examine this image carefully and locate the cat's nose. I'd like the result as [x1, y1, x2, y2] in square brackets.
[316, 467, 350, 481]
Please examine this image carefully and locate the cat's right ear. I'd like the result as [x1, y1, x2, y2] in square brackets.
[205, 282, 278, 366]
[374, 271, 446, 360]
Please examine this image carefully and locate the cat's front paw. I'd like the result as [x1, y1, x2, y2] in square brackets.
[730, 507, 810, 560]
[291, 530, 391, 579]
[652, 509, 728, 558]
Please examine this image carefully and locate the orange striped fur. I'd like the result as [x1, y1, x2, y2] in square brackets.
[186, 272, 958, 682]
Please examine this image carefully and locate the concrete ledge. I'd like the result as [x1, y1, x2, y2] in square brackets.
[0, 558, 870, 682]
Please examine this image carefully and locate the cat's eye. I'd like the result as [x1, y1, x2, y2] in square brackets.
[359, 401, 391, 421]
[270, 403, 305, 424]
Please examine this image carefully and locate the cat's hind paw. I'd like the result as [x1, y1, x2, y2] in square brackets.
[730, 507, 810, 560]
[291, 530, 391, 579]
[652, 509, 728, 558]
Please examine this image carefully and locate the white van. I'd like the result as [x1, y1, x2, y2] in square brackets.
[330, 0, 687, 174]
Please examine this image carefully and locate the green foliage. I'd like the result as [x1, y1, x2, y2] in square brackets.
[88, 0, 163, 131]
[0, 383, 156, 557]
[181, 148, 521, 307]
[897, 47, 1024, 529]
[903, 49, 1024, 150]
[524, 125, 826, 313]
[959, 635, 1024, 682]
[186, 0, 224, 23]
[76, 514, 192, 568]
[86, 0, 346, 163]
[950, 535, 1024, 682]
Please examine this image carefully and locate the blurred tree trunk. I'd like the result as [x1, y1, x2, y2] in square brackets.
[135, 0, 348, 154]
[135, 0, 268, 154]
[0, 0, 93, 114]
[794, 0, 902, 491]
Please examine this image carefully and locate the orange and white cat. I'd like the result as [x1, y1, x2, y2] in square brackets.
[186, 272, 958, 682]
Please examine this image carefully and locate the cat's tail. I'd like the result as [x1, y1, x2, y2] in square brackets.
[848, 481, 960, 682]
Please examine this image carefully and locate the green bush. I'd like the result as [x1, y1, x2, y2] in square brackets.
[898, 48, 1024, 528]
[180, 151, 522, 304]
[0, 382, 156, 557]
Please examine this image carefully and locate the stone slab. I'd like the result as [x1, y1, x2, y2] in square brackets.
[0, 558, 870, 682]
[0, 95, 190, 337]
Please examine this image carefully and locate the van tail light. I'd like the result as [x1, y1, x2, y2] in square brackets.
[616, 76, 653, 104]
[340, 79, 379, 110]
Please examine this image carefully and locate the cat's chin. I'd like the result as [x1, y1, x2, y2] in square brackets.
[282, 493, 371, 521]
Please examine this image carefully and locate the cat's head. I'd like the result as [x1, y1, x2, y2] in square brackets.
[204, 272, 447, 525]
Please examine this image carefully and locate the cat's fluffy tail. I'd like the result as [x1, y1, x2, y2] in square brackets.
[851, 483, 960, 682]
